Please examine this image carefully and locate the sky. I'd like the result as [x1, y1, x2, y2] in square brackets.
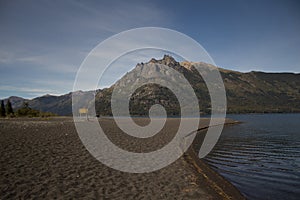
[0, 0, 299, 99]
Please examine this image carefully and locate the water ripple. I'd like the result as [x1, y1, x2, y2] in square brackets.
[204, 114, 300, 200]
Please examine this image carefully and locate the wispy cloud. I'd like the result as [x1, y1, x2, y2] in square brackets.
[0, 0, 171, 98]
[0, 85, 61, 96]
[2, 0, 299, 99]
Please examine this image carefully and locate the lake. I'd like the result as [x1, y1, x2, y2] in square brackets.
[204, 114, 300, 200]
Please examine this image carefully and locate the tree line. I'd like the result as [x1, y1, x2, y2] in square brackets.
[0, 100, 56, 118]
[0, 100, 13, 117]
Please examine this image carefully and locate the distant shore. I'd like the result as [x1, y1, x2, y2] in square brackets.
[0, 117, 244, 199]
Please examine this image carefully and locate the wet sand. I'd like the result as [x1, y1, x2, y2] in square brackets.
[0, 117, 244, 199]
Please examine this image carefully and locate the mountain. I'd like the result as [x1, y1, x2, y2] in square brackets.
[220, 69, 300, 113]
[28, 93, 73, 116]
[1, 94, 72, 116]
[1, 91, 94, 116]
[96, 55, 300, 115]
[2, 96, 26, 109]
[2, 55, 300, 115]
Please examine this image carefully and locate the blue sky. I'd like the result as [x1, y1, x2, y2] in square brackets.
[0, 0, 299, 99]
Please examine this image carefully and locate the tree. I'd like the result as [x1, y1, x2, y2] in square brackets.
[17, 102, 37, 117]
[23, 102, 29, 109]
[16, 102, 56, 117]
[6, 100, 14, 116]
[0, 100, 5, 117]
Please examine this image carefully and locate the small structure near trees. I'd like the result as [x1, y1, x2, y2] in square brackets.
[79, 108, 89, 120]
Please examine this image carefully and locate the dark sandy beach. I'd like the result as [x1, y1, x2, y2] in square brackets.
[0, 117, 244, 199]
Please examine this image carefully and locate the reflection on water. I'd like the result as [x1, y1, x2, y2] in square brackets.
[205, 114, 300, 200]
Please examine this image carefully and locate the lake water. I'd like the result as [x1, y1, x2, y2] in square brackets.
[204, 114, 300, 200]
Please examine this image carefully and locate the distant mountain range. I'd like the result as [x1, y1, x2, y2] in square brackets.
[2, 55, 300, 116]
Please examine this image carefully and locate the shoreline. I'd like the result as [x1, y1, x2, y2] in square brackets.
[186, 120, 245, 199]
[0, 117, 245, 199]
[184, 149, 245, 199]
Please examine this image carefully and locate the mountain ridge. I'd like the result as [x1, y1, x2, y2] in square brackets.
[2, 55, 300, 115]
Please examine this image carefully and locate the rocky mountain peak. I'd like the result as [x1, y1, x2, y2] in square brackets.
[149, 58, 158, 63]
[180, 61, 194, 71]
[161, 54, 177, 65]
[147, 55, 178, 67]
